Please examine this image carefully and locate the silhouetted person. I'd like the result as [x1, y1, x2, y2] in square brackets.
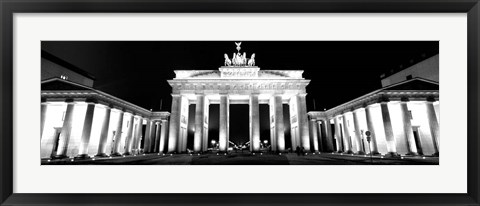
[296, 146, 301, 156]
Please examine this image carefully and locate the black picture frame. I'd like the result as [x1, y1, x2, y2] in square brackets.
[1, 0, 479, 205]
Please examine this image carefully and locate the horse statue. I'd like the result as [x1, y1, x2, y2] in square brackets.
[224, 53, 232, 66]
[233, 52, 245, 66]
[247, 53, 255, 66]
[242, 52, 247, 65]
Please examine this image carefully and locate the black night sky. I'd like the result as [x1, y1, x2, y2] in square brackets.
[41, 41, 439, 148]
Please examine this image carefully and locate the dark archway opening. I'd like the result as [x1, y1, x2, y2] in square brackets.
[230, 104, 249, 146]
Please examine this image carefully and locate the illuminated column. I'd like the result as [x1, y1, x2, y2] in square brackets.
[96, 105, 112, 157]
[123, 114, 135, 155]
[159, 119, 169, 153]
[53, 100, 75, 159]
[309, 119, 319, 152]
[219, 94, 229, 152]
[333, 116, 343, 152]
[342, 113, 354, 154]
[149, 121, 157, 152]
[168, 94, 181, 153]
[153, 121, 161, 153]
[316, 121, 323, 151]
[296, 94, 310, 150]
[352, 109, 365, 155]
[40, 100, 48, 139]
[111, 110, 125, 156]
[426, 98, 440, 156]
[194, 94, 206, 152]
[323, 119, 334, 152]
[76, 101, 96, 159]
[133, 117, 143, 154]
[400, 99, 419, 156]
[365, 105, 380, 155]
[144, 119, 153, 153]
[273, 95, 285, 152]
[380, 100, 399, 157]
[249, 93, 260, 152]
[203, 99, 210, 151]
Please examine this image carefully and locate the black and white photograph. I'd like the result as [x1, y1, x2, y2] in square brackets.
[40, 41, 439, 165]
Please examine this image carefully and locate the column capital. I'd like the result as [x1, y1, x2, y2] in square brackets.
[171, 94, 183, 98]
[297, 93, 308, 97]
[378, 96, 390, 103]
[84, 98, 97, 104]
[65, 98, 75, 103]
[426, 96, 437, 102]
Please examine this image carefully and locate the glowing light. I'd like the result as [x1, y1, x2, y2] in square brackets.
[47, 160, 51, 162]
[92, 158, 95, 161]
[253, 153, 255, 155]
[162, 154, 165, 156]
[197, 153, 200, 156]
[279, 153, 282, 155]
[216, 153, 219, 155]
[401, 157, 404, 159]
[170, 154, 172, 156]
[422, 157, 426, 159]
[143, 154, 146, 156]
[224, 153, 226, 156]
[70, 159, 74, 162]
[260, 153, 263, 155]
[381, 156, 384, 159]
[109, 156, 112, 159]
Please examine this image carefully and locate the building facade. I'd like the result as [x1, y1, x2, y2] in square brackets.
[40, 79, 170, 159]
[166, 44, 311, 153]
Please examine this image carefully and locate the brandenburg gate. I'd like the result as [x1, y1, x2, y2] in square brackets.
[167, 42, 311, 153]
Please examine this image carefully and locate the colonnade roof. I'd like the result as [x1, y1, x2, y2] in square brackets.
[308, 77, 439, 120]
[41, 78, 169, 119]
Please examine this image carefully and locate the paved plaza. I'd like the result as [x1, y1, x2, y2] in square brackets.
[42, 152, 439, 165]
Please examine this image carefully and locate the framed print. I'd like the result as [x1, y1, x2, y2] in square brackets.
[1, 0, 479, 205]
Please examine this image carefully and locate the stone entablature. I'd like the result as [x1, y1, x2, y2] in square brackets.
[42, 90, 169, 119]
[168, 79, 310, 95]
[173, 68, 305, 79]
[219, 66, 259, 78]
[325, 90, 439, 118]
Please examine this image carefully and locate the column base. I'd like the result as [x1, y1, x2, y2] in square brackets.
[110, 152, 123, 157]
[123, 152, 132, 156]
[431, 152, 439, 157]
[335, 150, 344, 153]
[51, 154, 68, 159]
[356, 151, 366, 155]
[95, 153, 109, 158]
[369, 151, 382, 156]
[74, 154, 91, 160]
[343, 150, 354, 154]
[384, 152, 401, 158]
[405, 152, 419, 156]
